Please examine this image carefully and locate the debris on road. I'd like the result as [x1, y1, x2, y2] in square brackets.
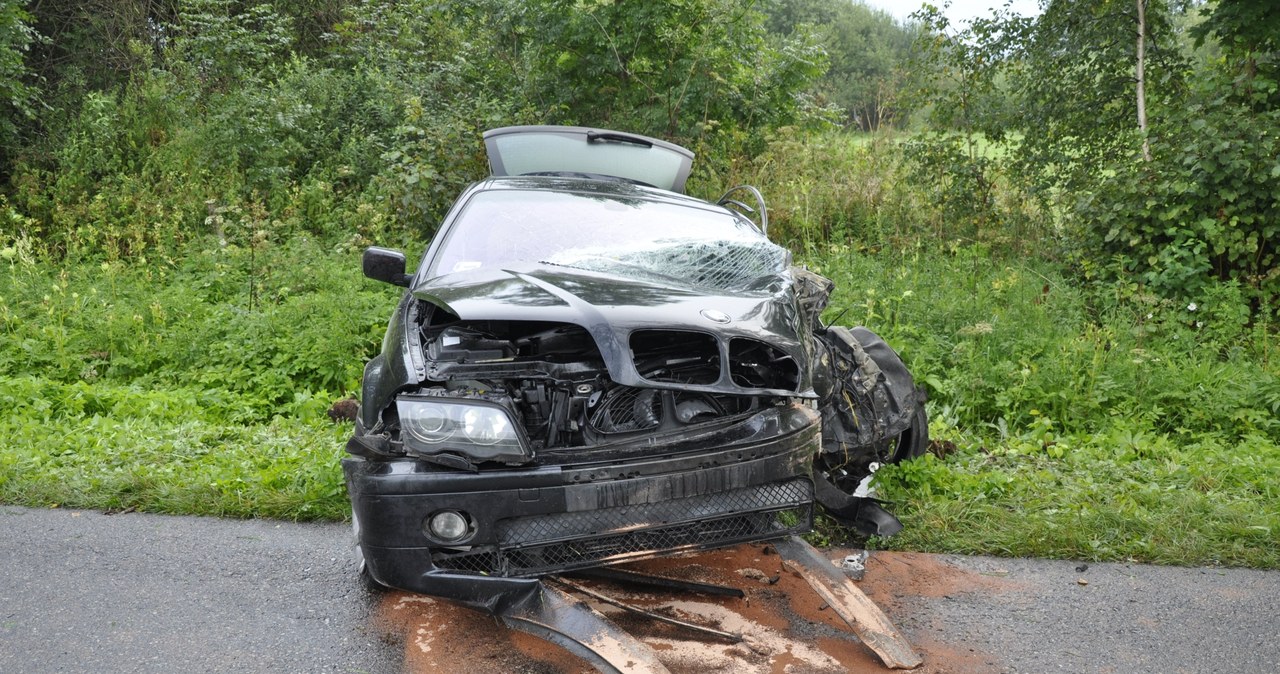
[843, 550, 871, 580]
[775, 538, 922, 669]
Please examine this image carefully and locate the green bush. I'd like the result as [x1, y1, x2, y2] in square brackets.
[1083, 100, 1280, 305]
[0, 236, 387, 520]
[817, 243, 1279, 445]
[813, 243, 1278, 567]
[0, 236, 390, 418]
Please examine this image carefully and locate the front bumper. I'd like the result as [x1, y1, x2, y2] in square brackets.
[344, 402, 820, 612]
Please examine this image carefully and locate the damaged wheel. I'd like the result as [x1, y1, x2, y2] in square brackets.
[817, 404, 927, 496]
[889, 403, 929, 463]
[812, 406, 927, 537]
[812, 325, 929, 536]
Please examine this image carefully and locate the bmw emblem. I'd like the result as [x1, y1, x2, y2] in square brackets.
[700, 309, 732, 324]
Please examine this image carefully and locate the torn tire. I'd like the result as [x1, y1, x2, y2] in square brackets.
[812, 325, 928, 529]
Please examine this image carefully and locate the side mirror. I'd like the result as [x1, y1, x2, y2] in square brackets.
[363, 247, 412, 287]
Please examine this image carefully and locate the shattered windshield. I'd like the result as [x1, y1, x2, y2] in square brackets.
[430, 188, 789, 293]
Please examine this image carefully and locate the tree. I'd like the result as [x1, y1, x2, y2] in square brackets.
[1085, 0, 1280, 304]
[908, 0, 1280, 305]
[1191, 0, 1280, 110]
[1005, 0, 1185, 193]
[22, 0, 180, 97]
[765, 0, 917, 130]
[508, 0, 826, 145]
[1136, 0, 1150, 160]
[0, 1, 38, 167]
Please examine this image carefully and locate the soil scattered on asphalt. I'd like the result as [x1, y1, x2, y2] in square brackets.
[375, 545, 1015, 673]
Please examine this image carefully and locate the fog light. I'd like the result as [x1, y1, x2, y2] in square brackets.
[427, 510, 470, 542]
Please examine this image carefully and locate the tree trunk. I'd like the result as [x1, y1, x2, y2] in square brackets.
[1136, 0, 1151, 161]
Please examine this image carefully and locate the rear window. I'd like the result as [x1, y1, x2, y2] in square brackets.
[484, 126, 694, 192]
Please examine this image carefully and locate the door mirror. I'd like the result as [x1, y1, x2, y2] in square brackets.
[363, 247, 411, 287]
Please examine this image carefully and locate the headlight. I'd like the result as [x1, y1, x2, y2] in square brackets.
[461, 406, 511, 445]
[402, 402, 450, 443]
[395, 396, 530, 464]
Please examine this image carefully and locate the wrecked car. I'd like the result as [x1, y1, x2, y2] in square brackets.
[343, 126, 928, 611]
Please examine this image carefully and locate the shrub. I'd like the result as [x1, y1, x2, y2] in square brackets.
[1082, 100, 1280, 306]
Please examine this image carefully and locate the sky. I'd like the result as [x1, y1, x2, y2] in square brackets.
[860, 0, 1042, 25]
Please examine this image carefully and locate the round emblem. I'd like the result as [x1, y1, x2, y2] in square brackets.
[700, 309, 732, 324]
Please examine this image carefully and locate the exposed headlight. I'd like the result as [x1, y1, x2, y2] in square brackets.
[395, 396, 530, 464]
[402, 402, 450, 443]
[461, 406, 511, 445]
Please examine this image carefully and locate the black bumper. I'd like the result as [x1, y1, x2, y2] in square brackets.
[344, 402, 820, 612]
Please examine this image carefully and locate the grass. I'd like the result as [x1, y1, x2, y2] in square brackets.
[0, 376, 350, 520]
[808, 242, 1279, 568]
[0, 236, 390, 520]
[873, 432, 1280, 568]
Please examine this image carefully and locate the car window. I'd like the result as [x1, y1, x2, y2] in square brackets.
[484, 126, 694, 193]
[430, 189, 789, 293]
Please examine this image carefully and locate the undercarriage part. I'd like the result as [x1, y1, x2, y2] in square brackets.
[774, 536, 923, 670]
[500, 583, 672, 674]
[567, 567, 745, 598]
[493, 538, 922, 672]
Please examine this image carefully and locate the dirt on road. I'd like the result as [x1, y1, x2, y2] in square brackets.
[373, 544, 1014, 673]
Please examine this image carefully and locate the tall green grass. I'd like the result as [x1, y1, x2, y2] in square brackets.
[0, 236, 394, 519]
[810, 242, 1279, 568]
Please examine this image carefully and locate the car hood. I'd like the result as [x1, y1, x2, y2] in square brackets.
[412, 263, 815, 397]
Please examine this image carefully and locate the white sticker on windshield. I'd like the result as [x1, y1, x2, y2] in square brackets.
[452, 260, 482, 272]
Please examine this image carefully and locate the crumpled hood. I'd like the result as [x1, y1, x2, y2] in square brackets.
[412, 262, 815, 397]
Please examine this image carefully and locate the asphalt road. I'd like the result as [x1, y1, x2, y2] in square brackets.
[0, 506, 399, 674]
[2, 505, 1278, 673]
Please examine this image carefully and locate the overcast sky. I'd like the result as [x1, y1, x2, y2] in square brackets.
[860, 0, 1042, 25]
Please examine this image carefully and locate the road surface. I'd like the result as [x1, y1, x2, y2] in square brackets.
[2, 506, 1277, 673]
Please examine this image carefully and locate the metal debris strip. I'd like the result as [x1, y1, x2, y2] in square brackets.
[569, 567, 746, 598]
[775, 536, 923, 670]
[551, 577, 744, 643]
